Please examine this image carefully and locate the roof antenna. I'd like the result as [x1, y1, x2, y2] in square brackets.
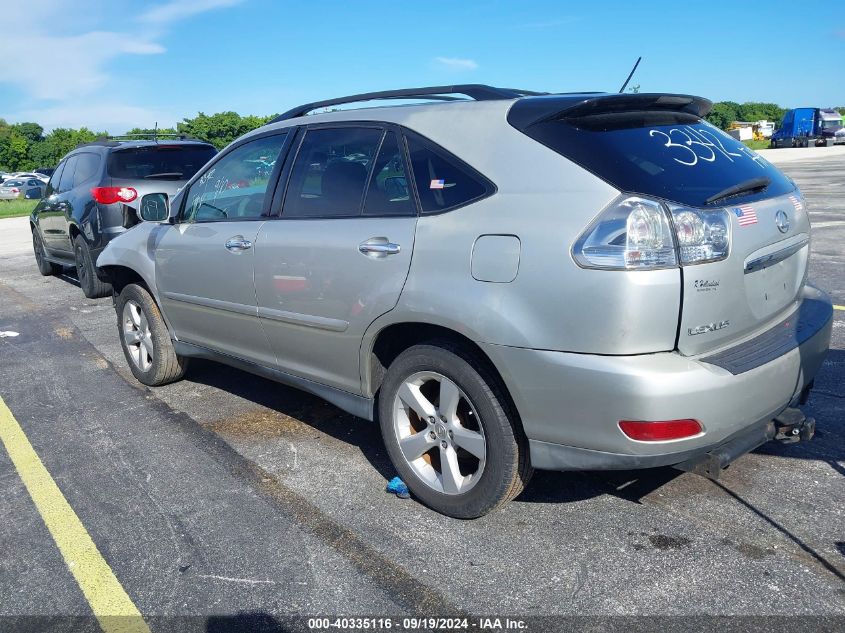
[618, 57, 642, 93]
[153, 122, 158, 143]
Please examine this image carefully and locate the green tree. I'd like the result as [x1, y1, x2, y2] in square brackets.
[737, 102, 785, 124]
[0, 130, 31, 171]
[27, 127, 106, 168]
[177, 111, 275, 149]
[12, 122, 44, 145]
[124, 126, 178, 138]
[705, 101, 741, 130]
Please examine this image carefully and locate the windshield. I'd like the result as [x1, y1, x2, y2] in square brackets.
[821, 119, 842, 129]
[107, 145, 217, 180]
[3, 180, 23, 187]
[519, 111, 794, 207]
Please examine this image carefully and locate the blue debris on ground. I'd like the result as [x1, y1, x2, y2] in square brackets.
[386, 476, 410, 499]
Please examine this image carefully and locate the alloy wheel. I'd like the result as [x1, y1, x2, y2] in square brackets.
[122, 300, 153, 371]
[392, 371, 487, 495]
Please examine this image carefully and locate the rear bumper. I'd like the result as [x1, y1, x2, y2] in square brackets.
[481, 285, 833, 471]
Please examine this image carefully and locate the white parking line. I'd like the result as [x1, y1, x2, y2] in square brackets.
[811, 221, 845, 228]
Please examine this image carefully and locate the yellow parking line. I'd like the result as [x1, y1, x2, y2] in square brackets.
[834, 305, 845, 311]
[0, 397, 150, 633]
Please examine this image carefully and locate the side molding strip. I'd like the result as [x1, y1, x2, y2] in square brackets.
[257, 306, 349, 332]
[163, 292, 258, 317]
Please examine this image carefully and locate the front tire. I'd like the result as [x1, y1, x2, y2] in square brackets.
[116, 284, 189, 386]
[378, 342, 532, 518]
[74, 235, 112, 299]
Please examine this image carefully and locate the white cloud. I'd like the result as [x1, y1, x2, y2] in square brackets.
[435, 57, 479, 71]
[10, 102, 181, 135]
[139, 0, 245, 23]
[0, 0, 245, 131]
[0, 31, 164, 100]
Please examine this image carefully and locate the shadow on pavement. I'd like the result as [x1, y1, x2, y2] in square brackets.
[183, 359, 397, 482]
[178, 347, 843, 510]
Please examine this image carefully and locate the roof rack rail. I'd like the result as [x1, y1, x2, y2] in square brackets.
[76, 130, 210, 147]
[75, 132, 207, 150]
[270, 84, 547, 122]
[75, 139, 122, 148]
[103, 132, 199, 141]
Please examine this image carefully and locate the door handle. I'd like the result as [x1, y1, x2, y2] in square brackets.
[358, 238, 401, 258]
[225, 236, 253, 252]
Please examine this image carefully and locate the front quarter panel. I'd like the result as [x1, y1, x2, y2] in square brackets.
[96, 222, 172, 318]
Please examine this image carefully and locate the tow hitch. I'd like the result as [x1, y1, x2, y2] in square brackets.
[772, 407, 815, 443]
[675, 407, 815, 480]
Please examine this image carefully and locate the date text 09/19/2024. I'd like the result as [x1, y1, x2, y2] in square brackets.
[306, 617, 529, 630]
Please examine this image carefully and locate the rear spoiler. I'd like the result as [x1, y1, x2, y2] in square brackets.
[507, 93, 713, 130]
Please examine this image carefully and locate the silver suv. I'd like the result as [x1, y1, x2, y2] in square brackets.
[97, 85, 833, 518]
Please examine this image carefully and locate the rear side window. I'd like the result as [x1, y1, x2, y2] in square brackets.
[362, 131, 414, 217]
[107, 145, 217, 181]
[58, 156, 78, 193]
[283, 127, 383, 218]
[520, 113, 794, 207]
[46, 161, 65, 196]
[72, 152, 100, 187]
[406, 135, 491, 214]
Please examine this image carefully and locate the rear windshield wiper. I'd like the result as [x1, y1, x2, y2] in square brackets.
[144, 172, 184, 179]
[705, 176, 771, 206]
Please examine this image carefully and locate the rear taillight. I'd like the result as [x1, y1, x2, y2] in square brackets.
[573, 195, 731, 270]
[90, 186, 137, 204]
[10, 188, 19, 194]
[667, 204, 730, 265]
[573, 196, 676, 270]
[618, 419, 703, 441]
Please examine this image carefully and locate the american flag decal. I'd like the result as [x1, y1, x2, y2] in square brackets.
[430, 179, 445, 189]
[788, 195, 803, 212]
[733, 205, 758, 226]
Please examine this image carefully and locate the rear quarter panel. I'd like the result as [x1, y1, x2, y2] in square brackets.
[360, 103, 682, 394]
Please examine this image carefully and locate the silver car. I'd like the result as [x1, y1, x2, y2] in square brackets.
[97, 85, 833, 518]
[0, 178, 45, 200]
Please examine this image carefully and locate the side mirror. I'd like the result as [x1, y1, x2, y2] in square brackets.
[138, 193, 170, 222]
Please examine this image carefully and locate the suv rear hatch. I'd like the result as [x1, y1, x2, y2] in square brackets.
[509, 93, 810, 356]
[107, 143, 217, 204]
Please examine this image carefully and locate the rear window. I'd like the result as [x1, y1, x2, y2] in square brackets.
[107, 145, 217, 180]
[520, 112, 794, 207]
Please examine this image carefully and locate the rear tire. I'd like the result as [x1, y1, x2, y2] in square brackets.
[116, 283, 189, 386]
[74, 235, 111, 299]
[33, 230, 61, 276]
[378, 341, 532, 518]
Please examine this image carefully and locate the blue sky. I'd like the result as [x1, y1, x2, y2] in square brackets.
[0, 0, 842, 133]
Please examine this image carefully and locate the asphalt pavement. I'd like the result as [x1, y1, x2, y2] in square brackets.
[0, 154, 843, 632]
